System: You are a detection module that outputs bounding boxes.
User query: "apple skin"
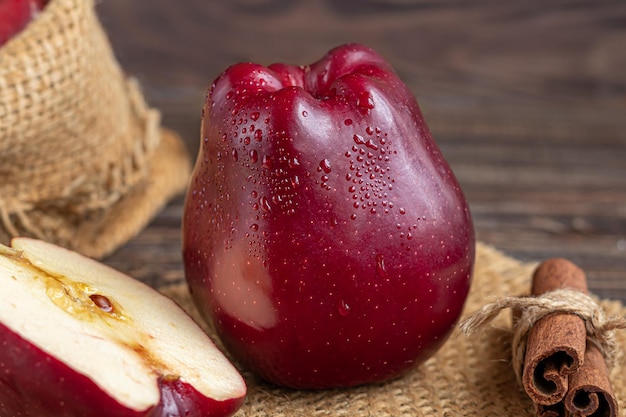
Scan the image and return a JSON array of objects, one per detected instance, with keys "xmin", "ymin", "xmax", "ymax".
[
  {"xmin": 0, "ymin": 321, "xmax": 145, "ymax": 417},
  {"xmin": 0, "ymin": 0, "xmax": 45, "ymax": 46},
  {"xmin": 0, "ymin": 322, "xmax": 245, "ymax": 417},
  {"xmin": 183, "ymin": 43, "xmax": 475, "ymax": 389}
]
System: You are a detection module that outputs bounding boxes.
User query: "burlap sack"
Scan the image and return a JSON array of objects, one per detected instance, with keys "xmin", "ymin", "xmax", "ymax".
[
  {"xmin": 162, "ymin": 243, "xmax": 626, "ymax": 416},
  {"xmin": 0, "ymin": 0, "xmax": 190, "ymax": 258}
]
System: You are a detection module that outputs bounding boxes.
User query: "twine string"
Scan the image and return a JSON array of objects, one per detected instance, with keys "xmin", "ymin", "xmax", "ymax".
[{"xmin": 460, "ymin": 289, "xmax": 626, "ymax": 384}]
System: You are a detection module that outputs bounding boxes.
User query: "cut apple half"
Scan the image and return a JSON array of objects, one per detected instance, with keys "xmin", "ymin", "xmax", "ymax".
[{"xmin": 0, "ymin": 237, "xmax": 246, "ymax": 417}]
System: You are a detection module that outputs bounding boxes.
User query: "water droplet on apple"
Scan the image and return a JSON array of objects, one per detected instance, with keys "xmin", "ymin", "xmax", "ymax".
[
  {"xmin": 261, "ymin": 155, "xmax": 273, "ymax": 169},
  {"xmin": 356, "ymin": 91, "xmax": 375, "ymax": 109},
  {"xmin": 289, "ymin": 157, "xmax": 300, "ymax": 168},
  {"xmin": 365, "ymin": 139, "xmax": 378, "ymax": 150},
  {"xmin": 250, "ymin": 223, "xmax": 259, "ymax": 231},
  {"xmin": 302, "ymin": 110, "xmax": 308, "ymax": 117},
  {"xmin": 375, "ymin": 254, "xmax": 388, "ymax": 279},
  {"xmin": 260, "ymin": 196, "xmax": 272, "ymax": 212},
  {"xmin": 254, "ymin": 129, "xmax": 263, "ymax": 142},
  {"xmin": 231, "ymin": 148, "xmax": 238, "ymax": 161},
  {"xmin": 344, "ymin": 118, "xmax": 353, "ymax": 126},
  {"xmin": 319, "ymin": 158, "xmax": 332, "ymax": 173},
  {"xmin": 353, "ymin": 134, "xmax": 365, "ymax": 145},
  {"xmin": 249, "ymin": 149, "xmax": 258, "ymax": 163},
  {"xmin": 337, "ymin": 299, "xmax": 351, "ymax": 316}
]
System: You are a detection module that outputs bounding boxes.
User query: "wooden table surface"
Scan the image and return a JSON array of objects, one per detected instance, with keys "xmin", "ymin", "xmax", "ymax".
[{"xmin": 96, "ymin": 1, "xmax": 626, "ymax": 302}]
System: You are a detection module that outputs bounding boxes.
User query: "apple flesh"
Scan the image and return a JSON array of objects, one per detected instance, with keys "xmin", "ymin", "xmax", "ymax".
[
  {"xmin": 0, "ymin": 0, "xmax": 45, "ymax": 46},
  {"xmin": 0, "ymin": 238, "xmax": 246, "ymax": 417},
  {"xmin": 183, "ymin": 43, "xmax": 475, "ymax": 389}
]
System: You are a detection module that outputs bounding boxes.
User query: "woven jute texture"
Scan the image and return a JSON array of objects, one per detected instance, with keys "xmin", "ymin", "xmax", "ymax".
[
  {"xmin": 161, "ymin": 243, "xmax": 626, "ymax": 416},
  {"xmin": 0, "ymin": 0, "xmax": 190, "ymax": 258}
]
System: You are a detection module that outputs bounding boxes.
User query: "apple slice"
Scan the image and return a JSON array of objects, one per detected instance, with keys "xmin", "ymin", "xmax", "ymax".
[{"xmin": 0, "ymin": 237, "xmax": 246, "ymax": 417}]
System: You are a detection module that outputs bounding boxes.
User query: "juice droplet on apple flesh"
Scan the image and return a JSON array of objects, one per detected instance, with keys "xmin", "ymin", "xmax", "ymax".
[
  {"xmin": 7, "ymin": 250, "xmax": 180, "ymax": 380},
  {"xmin": 44, "ymin": 274, "xmax": 127, "ymax": 323}
]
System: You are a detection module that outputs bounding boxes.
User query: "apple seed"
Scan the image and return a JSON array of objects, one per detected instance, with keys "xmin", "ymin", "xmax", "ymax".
[{"xmin": 90, "ymin": 294, "xmax": 114, "ymax": 313}]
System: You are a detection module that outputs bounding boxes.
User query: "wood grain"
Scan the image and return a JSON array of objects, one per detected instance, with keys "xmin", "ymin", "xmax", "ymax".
[{"xmin": 97, "ymin": 0, "xmax": 626, "ymax": 301}]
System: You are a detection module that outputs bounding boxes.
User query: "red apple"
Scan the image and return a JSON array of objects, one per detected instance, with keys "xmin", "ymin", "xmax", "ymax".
[
  {"xmin": 0, "ymin": 238, "xmax": 246, "ymax": 417},
  {"xmin": 0, "ymin": 0, "xmax": 45, "ymax": 46},
  {"xmin": 183, "ymin": 43, "xmax": 475, "ymax": 389}
]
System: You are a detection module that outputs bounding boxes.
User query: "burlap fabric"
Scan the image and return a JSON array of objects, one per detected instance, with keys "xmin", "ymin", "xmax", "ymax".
[
  {"xmin": 0, "ymin": 0, "xmax": 190, "ymax": 258},
  {"xmin": 161, "ymin": 243, "xmax": 626, "ymax": 416}
]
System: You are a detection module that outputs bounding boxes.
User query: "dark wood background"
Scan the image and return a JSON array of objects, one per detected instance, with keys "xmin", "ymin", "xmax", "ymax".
[{"xmin": 96, "ymin": 1, "xmax": 626, "ymax": 301}]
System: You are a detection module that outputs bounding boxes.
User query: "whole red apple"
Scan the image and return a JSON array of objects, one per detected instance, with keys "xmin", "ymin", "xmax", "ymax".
[
  {"xmin": 0, "ymin": 0, "xmax": 45, "ymax": 46},
  {"xmin": 0, "ymin": 238, "xmax": 246, "ymax": 417},
  {"xmin": 183, "ymin": 43, "xmax": 475, "ymax": 389}
]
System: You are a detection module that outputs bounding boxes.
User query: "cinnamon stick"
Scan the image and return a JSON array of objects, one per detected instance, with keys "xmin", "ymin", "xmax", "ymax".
[
  {"xmin": 459, "ymin": 257, "xmax": 622, "ymax": 417},
  {"xmin": 522, "ymin": 258, "xmax": 588, "ymax": 405},
  {"xmin": 535, "ymin": 401, "xmax": 566, "ymax": 417},
  {"xmin": 564, "ymin": 344, "xmax": 618, "ymax": 417},
  {"xmin": 524, "ymin": 258, "xmax": 619, "ymax": 417}
]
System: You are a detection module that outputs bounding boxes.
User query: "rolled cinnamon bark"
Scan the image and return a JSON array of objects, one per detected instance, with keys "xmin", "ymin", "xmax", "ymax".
[
  {"xmin": 535, "ymin": 401, "xmax": 566, "ymax": 417},
  {"xmin": 522, "ymin": 258, "xmax": 588, "ymax": 405},
  {"xmin": 564, "ymin": 344, "xmax": 618, "ymax": 417},
  {"xmin": 524, "ymin": 258, "xmax": 619, "ymax": 417},
  {"xmin": 460, "ymin": 257, "xmax": 621, "ymax": 417}
]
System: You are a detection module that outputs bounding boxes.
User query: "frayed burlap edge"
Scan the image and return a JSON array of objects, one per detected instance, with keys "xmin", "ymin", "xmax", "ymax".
[
  {"xmin": 161, "ymin": 243, "xmax": 626, "ymax": 417},
  {"xmin": 67, "ymin": 127, "xmax": 191, "ymax": 259},
  {"xmin": 0, "ymin": 124, "xmax": 190, "ymax": 260},
  {"xmin": 0, "ymin": 0, "xmax": 191, "ymax": 258}
]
